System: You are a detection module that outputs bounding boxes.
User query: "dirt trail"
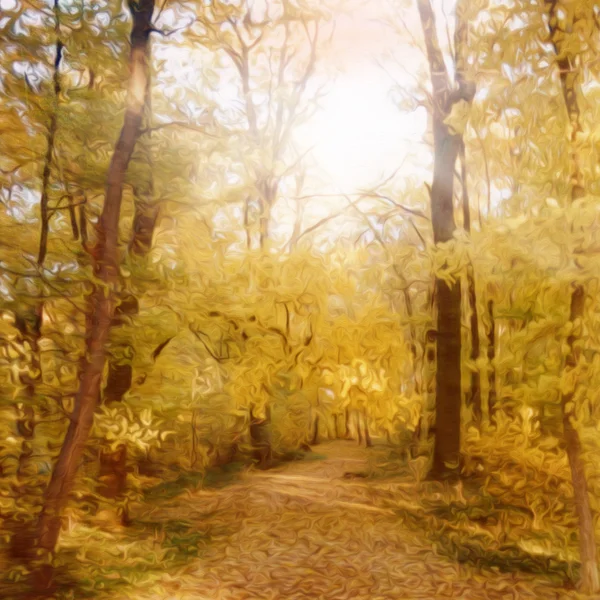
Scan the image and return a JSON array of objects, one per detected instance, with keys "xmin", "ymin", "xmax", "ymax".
[{"xmin": 121, "ymin": 441, "xmax": 574, "ymax": 600}]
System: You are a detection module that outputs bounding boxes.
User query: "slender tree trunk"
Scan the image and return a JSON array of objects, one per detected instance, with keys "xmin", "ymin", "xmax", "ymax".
[
  {"xmin": 37, "ymin": 0, "xmax": 63, "ymax": 267},
  {"xmin": 546, "ymin": 2, "xmax": 598, "ymax": 590},
  {"xmin": 561, "ymin": 286, "xmax": 599, "ymax": 593},
  {"xmin": 460, "ymin": 142, "xmax": 482, "ymax": 425},
  {"xmin": 311, "ymin": 414, "xmax": 320, "ymax": 445},
  {"xmin": 33, "ymin": 2, "xmax": 154, "ymax": 589},
  {"xmin": 431, "ymin": 279, "xmax": 462, "ymax": 476},
  {"xmin": 362, "ymin": 410, "xmax": 372, "ymax": 448},
  {"xmin": 356, "ymin": 411, "xmax": 363, "ymax": 446},
  {"xmin": 417, "ymin": 0, "xmax": 474, "ymax": 479},
  {"xmin": 487, "ymin": 299, "xmax": 497, "ymax": 424},
  {"xmin": 344, "ymin": 407, "xmax": 352, "ymax": 439},
  {"xmin": 79, "ymin": 202, "xmax": 88, "ymax": 248},
  {"xmin": 129, "ymin": 66, "xmax": 158, "ymax": 257},
  {"xmin": 333, "ymin": 413, "xmax": 340, "ymax": 439},
  {"xmin": 467, "ymin": 266, "xmax": 482, "ymax": 424},
  {"xmin": 402, "ymin": 287, "xmax": 420, "ymax": 394},
  {"xmin": 249, "ymin": 405, "xmax": 272, "ymax": 468}
]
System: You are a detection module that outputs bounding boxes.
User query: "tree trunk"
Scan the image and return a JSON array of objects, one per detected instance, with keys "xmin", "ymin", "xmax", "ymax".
[
  {"xmin": 33, "ymin": 1, "xmax": 154, "ymax": 589},
  {"xmin": 417, "ymin": 0, "xmax": 474, "ymax": 480},
  {"xmin": 37, "ymin": 0, "xmax": 63, "ymax": 267},
  {"xmin": 97, "ymin": 445, "xmax": 128, "ymax": 503},
  {"xmin": 356, "ymin": 411, "xmax": 363, "ymax": 446},
  {"xmin": 98, "ymin": 298, "xmax": 138, "ymax": 509},
  {"xmin": 362, "ymin": 410, "xmax": 372, "ymax": 448},
  {"xmin": 344, "ymin": 407, "xmax": 352, "ymax": 439},
  {"xmin": 431, "ymin": 279, "xmax": 462, "ymax": 477},
  {"xmin": 561, "ymin": 285, "xmax": 599, "ymax": 594},
  {"xmin": 129, "ymin": 75, "xmax": 158, "ymax": 256},
  {"xmin": 311, "ymin": 414, "xmax": 320, "ymax": 445},
  {"xmin": 460, "ymin": 144, "xmax": 482, "ymax": 425},
  {"xmin": 487, "ymin": 299, "xmax": 497, "ymax": 425},
  {"xmin": 103, "ymin": 362, "xmax": 134, "ymax": 404},
  {"xmin": 467, "ymin": 266, "xmax": 482, "ymax": 425},
  {"xmin": 546, "ymin": 4, "xmax": 599, "ymax": 589},
  {"xmin": 249, "ymin": 405, "xmax": 272, "ymax": 468},
  {"xmin": 130, "ymin": 201, "xmax": 159, "ymax": 255}
]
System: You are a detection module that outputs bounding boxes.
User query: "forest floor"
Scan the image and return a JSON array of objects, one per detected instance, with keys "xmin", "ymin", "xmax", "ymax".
[
  {"xmin": 103, "ymin": 440, "xmax": 582, "ymax": 600},
  {"xmin": 5, "ymin": 440, "xmax": 586, "ymax": 600}
]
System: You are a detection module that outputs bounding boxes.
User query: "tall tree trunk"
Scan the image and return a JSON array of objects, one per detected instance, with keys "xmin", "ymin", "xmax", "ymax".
[
  {"xmin": 356, "ymin": 411, "xmax": 363, "ymax": 446},
  {"xmin": 487, "ymin": 299, "xmax": 497, "ymax": 424},
  {"xmin": 129, "ymin": 63, "xmax": 158, "ymax": 257},
  {"xmin": 417, "ymin": 0, "xmax": 474, "ymax": 479},
  {"xmin": 402, "ymin": 287, "xmax": 420, "ymax": 394},
  {"xmin": 249, "ymin": 405, "xmax": 272, "ymax": 468},
  {"xmin": 431, "ymin": 279, "xmax": 462, "ymax": 476},
  {"xmin": 460, "ymin": 142, "xmax": 482, "ymax": 425},
  {"xmin": 311, "ymin": 413, "xmax": 320, "ymax": 445},
  {"xmin": 362, "ymin": 410, "xmax": 372, "ymax": 448},
  {"xmin": 344, "ymin": 407, "xmax": 352, "ymax": 439},
  {"xmin": 547, "ymin": 1, "xmax": 599, "ymax": 592},
  {"xmin": 467, "ymin": 265, "xmax": 482, "ymax": 424},
  {"xmin": 33, "ymin": 1, "xmax": 154, "ymax": 589},
  {"xmin": 37, "ymin": 0, "xmax": 63, "ymax": 267},
  {"xmin": 561, "ymin": 285, "xmax": 599, "ymax": 593}
]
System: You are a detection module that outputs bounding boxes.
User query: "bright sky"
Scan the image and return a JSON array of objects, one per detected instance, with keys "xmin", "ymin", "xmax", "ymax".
[{"xmin": 295, "ymin": 1, "xmax": 431, "ymax": 194}]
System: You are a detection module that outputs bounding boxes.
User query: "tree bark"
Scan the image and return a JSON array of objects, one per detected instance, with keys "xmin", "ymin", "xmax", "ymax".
[
  {"xmin": 344, "ymin": 407, "xmax": 352, "ymax": 439},
  {"xmin": 487, "ymin": 299, "xmax": 497, "ymax": 424},
  {"xmin": 311, "ymin": 414, "xmax": 320, "ymax": 445},
  {"xmin": 417, "ymin": 0, "xmax": 474, "ymax": 479},
  {"xmin": 561, "ymin": 285, "xmax": 599, "ymax": 594},
  {"xmin": 467, "ymin": 265, "xmax": 482, "ymax": 424},
  {"xmin": 37, "ymin": 0, "xmax": 63, "ymax": 267},
  {"xmin": 362, "ymin": 410, "xmax": 372, "ymax": 448},
  {"xmin": 129, "ymin": 66, "xmax": 158, "ymax": 256},
  {"xmin": 546, "ymin": 2, "xmax": 598, "ymax": 590},
  {"xmin": 249, "ymin": 405, "xmax": 272, "ymax": 468},
  {"xmin": 34, "ymin": 1, "xmax": 154, "ymax": 589},
  {"xmin": 430, "ymin": 279, "xmax": 462, "ymax": 476},
  {"xmin": 460, "ymin": 142, "xmax": 482, "ymax": 425}
]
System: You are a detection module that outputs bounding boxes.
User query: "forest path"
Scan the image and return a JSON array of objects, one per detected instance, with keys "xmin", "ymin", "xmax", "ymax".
[{"xmin": 122, "ymin": 440, "xmax": 573, "ymax": 600}]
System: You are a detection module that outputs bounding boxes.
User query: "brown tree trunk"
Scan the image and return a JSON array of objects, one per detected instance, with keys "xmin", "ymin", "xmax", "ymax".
[
  {"xmin": 104, "ymin": 362, "xmax": 134, "ymax": 404},
  {"xmin": 356, "ymin": 411, "xmax": 363, "ymax": 446},
  {"xmin": 467, "ymin": 266, "xmax": 482, "ymax": 424},
  {"xmin": 97, "ymin": 445, "xmax": 127, "ymax": 503},
  {"xmin": 37, "ymin": 0, "xmax": 63, "ymax": 267},
  {"xmin": 104, "ymin": 294, "xmax": 138, "ymax": 404},
  {"xmin": 130, "ymin": 200, "xmax": 159, "ymax": 255},
  {"xmin": 344, "ymin": 407, "xmax": 352, "ymax": 439},
  {"xmin": 546, "ymin": 3, "xmax": 599, "ymax": 589},
  {"xmin": 460, "ymin": 143, "xmax": 482, "ymax": 425},
  {"xmin": 561, "ymin": 286, "xmax": 599, "ymax": 593},
  {"xmin": 487, "ymin": 299, "xmax": 497, "ymax": 424},
  {"xmin": 311, "ymin": 414, "xmax": 320, "ymax": 445},
  {"xmin": 79, "ymin": 202, "xmax": 88, "ymax": 248},
  {"xmin": 98, "ymin": 300, "xmax": 138, "ymax": 512},
  {"xmin": 33, "ymin": 1, "xmax": 154, "ymax": 590},
  {"xmin": 249, "ymin": 405, "xmax": 272, "ymax": 468},
  {"xmin": 417, "ymin": 0, "xmax": 474, "ymax": 479},
  {"xmin": 431, "ymin": 279, "xmax": 462, "ymax": 477},
  {"xmin": 362, "ymin": 410, "xmax": 372, "ymax": 448},
  {"xmin": 129, "ymin": 73, "xmax": 158, "ymax": 256}
]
